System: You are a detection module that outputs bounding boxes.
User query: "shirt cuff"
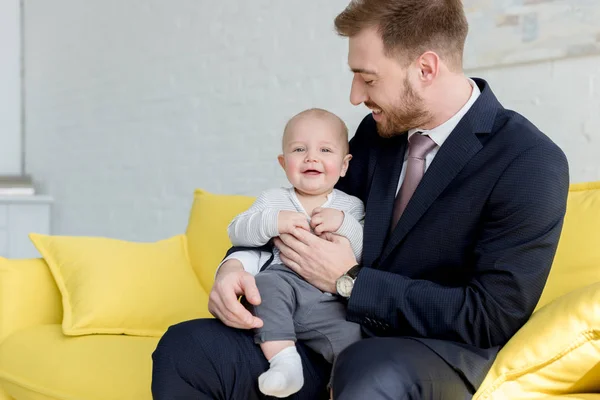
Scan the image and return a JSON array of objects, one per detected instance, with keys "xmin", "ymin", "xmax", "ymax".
[
  {"xmin": 215, "ymin": 250, "xmax": 271, "ymax": 276},
  {"xmin": 215, "ymin": 251, "xmax": 263, "ymax": 277}
]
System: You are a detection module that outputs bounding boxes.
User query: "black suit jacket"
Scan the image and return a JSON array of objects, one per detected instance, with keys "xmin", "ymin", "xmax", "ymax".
[{"xmin": 228, "ymin": 78, "xmax": 570, "ymax": 390}]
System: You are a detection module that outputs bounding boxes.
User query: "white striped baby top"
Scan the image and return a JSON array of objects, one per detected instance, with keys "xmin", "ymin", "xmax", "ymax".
[{"xmin": 227, "ymin": 187, "xmax": 365, "ymax": 269}]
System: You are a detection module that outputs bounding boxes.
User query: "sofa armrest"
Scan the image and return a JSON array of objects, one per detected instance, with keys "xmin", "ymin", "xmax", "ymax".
[{"xmin": 0, "ymin": 257, "xmax": 62, "ymax": 343}]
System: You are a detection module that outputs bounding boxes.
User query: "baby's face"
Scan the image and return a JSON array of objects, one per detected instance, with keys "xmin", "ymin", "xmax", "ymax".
[{"xmin": 278, "ymin": 116, "xmax": 351, "ymax": 197}]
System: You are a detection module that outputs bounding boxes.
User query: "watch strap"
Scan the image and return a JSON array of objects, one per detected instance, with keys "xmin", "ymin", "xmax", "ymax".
[{"xmin": 346, "ymin": 264, "xmax": 362, "ymax": 279}]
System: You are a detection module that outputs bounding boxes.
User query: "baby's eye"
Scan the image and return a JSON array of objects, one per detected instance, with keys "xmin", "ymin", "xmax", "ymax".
[
  {"xmin": 293, "ymin": 148, "xmax": 305, "ymax": 152},
  {"xmin": 321, "ymin": 148, "xmax": 332, "ymax": 153}
]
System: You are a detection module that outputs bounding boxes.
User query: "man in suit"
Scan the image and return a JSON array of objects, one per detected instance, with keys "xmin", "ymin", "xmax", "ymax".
[{"xmin": 151, "ymin": 0, "xmax": 570, "ymax": 399}]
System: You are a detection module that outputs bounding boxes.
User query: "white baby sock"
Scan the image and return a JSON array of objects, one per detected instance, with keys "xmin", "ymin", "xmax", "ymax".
[{"xmin": 258, "ymin": 346, "xmax": 304, "ymax": 398}]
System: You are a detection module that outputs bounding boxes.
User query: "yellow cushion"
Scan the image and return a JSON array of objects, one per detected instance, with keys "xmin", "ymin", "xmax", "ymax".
[
  {"xmin": 542, "ymin": 396, "xmax": 600, "ymax": 400},
  {"xmin": 0, "ymin": 324, "xmax": 157, "ymax": 400},
  {"xmin": 185, "ymin": 189, "xmax": 255, "ymax": 292},
  {"xmin": 0, "ymin": 258, "xmax": 62, "ymax": 343},
  {"xmin": 535, "ymin": 181, "xmax": 600, "ymax": 311},
  {"xmin": 0, "ymin": 386, "xmax": 12, "ymax": 400},
  {"xmin": 473, "ymin": 282, "xmax": 600, "ymax": 399},
  {"xmin": 29, "ymin": 233, "xmax": 210, "ymax": 337}
]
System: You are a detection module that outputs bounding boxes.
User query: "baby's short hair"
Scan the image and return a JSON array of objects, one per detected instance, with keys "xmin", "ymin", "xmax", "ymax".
[{"xmin": 283, "ymin": 108, "xmax": 349, "ymax": 154}]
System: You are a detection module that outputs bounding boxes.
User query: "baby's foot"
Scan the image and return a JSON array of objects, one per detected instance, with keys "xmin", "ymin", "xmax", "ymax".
[{"xmin": 258, "ymin": 346, "xmax": 304, "ymax": 398}]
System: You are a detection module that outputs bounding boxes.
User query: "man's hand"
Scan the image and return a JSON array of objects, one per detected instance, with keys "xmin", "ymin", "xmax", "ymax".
[
  {"xmin": 278, "ymin": 210, "xmax": 310, "ymax": 234},
  {"xmin": 208, "ymin": 259, "xmax": 263, "ymax": 329},
  {"xmin": 310, "ymin": 207, "xmax": 344, "ymax": 236},
  {"xmin": 274, "ymin": 229, "xmax": 357, "ymax": 293}
]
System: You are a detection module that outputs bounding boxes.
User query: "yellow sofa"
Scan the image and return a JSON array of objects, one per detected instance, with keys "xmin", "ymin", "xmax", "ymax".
[{"xmin": 0, "ymin": 183, "xmax": 599, "ymax": 400}]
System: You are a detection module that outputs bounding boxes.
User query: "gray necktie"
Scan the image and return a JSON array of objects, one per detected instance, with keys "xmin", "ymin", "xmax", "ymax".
[{"xmin": 391, "ymin": 133, "xmax": 437, "ymax": 230}]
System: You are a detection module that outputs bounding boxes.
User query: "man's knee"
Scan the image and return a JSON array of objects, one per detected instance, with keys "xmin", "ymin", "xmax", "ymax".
[
  {"xmin": 152, "ymin": 319, "xmax": 222, "ymax": 379},
  {"xmin": 332, "ymin": 339, "xmax": 413, "ymax": 397},
  {"xmin": 331, "ymin": 338, "xmax": 470, "ymax": 400},
  {"xmin": 152, "ymin": 319, "xmax": 234, "ymax": 398}
]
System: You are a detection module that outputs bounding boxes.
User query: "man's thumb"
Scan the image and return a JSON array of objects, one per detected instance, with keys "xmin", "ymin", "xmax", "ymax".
[{"xmin": 241, "ymin": 275, "xmax": 261, "ymax": 305}]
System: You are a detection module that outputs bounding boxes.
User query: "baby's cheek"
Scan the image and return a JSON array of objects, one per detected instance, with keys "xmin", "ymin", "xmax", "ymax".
[{"xmin": 324, "ymin": 161, "xmax": 343, "ymax": 176}]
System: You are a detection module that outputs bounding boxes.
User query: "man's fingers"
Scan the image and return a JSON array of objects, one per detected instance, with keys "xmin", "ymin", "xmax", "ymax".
[
  {"xmin": 225, "ymin": 296, "xmax": 257, "ymax": 327},
  {"xmin": 210, "ymin": 293, "xmax": 245, "ymax": 328},
  {"xmin": 275, "ymin": 235, "xmax": 293, "ymax": 255},
  {"xmin": 240, "ymin": 274, "xmax": 261, "ymax": 305},
  {"xmin": 277, "ymin": 234, "xmax": 306, "ymax": 266},
  {"xmin": 208, "ymin": 272, "xmax": 265, "ymax": 330},
  {"xmin": 215, "ymin": 281, "xmax": 255, "ymax": 326},
  {"xmin": 280, "ymin": 253, "xmax": 302, "ymax": 275},
  {"xmin": 290, "ymin": 227, "xmax": 319, "ymax": 246},
  {"xmin": 222, "ymin": 301, "xmax": 263, "ymax": 329},
  {"xmin": 207, "ymin": 291, "xmax": 221, "ymax": 317}
]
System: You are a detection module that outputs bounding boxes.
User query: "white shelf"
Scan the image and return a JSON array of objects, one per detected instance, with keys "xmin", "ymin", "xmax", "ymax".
[{"xmin": 0, "ymin": 195, "xmax": 54, "ymax": 204}]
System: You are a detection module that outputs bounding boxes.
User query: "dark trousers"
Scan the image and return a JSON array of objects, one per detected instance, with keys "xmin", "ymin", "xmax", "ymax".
[{"xmin": 151, "ymin": 319, "xmax": 473, "ymax": 400}]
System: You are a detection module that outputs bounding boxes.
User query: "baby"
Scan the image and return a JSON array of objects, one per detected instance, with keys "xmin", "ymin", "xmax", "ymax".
[{"xmin": 227, "ymin": 108, "xmax": 364, "ymax": 398}]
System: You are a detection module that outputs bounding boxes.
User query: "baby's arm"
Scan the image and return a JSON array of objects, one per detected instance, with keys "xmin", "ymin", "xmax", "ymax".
[
  {"xmin": 227, "ymin": 191, "xmax": 281, "ymax": 247},
  {"xmin": 334, "ymin": 198, "xmax": 365, "ymax": 263}
]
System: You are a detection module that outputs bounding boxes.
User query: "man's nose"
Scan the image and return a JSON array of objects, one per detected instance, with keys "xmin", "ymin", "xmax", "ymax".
[{"xmin": 350, "ymin": 75, "xmax": 368, "ymax": 106}]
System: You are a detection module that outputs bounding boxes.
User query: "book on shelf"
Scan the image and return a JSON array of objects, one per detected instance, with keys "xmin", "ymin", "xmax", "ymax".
[{"xmin": 0, "ymin": 175, "xmax": 36, "ymax": 196}]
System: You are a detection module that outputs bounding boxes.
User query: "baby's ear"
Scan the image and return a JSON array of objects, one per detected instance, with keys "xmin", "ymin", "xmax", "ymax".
[
  {"xmin": 277, "ymin": 154, "xmax": 286, "ymax": 170},
  {"xmin": 340, "ymin": 154, "xmax": 352, "ymax": 177}
]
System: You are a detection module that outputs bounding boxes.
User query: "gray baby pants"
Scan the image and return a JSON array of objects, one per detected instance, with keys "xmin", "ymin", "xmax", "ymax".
[{"xmin": 246, "ymin": 264, "xmax": 362, "ymax": 364}]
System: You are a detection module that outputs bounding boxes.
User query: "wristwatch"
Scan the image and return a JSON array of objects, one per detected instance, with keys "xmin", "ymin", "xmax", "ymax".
[{"xmin": 335, "ymin": 264, "xmax": 362, "ymax": 298}]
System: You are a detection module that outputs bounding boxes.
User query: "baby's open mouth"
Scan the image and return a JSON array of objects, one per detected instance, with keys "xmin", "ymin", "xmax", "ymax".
[{"xmin": 303, "ymin": 170, "xmax": 322, "ymax": 175}]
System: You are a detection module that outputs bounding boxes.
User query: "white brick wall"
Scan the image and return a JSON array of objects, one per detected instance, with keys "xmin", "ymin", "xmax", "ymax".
[
  {"xmin": 0, "ymin": 0, "xmax": 22, "ymax": 175},
  {"xmin": 23, "ymin": 0, "xmax": 600, "ymax": 241},
  {"xmin": 473, "ymin": 56, "xmax": 600, "ymax": 184}
]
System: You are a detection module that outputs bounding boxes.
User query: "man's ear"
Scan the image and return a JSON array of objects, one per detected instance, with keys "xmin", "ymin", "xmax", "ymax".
[
  {"xmin": 277, "ymin": 154, "xmax": 286, "ymax": 170},
  {"xmin": 340, "ymin": 154, "xmax": 352, "ymax": 177},
  {"xmin": 417, "ymin": 51, "xmax": 440, "ymax": 83}
]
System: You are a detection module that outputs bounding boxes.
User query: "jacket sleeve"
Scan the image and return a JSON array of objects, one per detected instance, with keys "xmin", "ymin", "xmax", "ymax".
[
  {"xmin": 346, "ymin": 141, "xmax": 570, "ymax": 348},
  {"xmin": 227, "ymin": 191, "xmax": 280, "ymax": 247}
]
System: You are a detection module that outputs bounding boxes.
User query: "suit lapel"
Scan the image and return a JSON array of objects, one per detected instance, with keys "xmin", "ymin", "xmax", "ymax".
[
  {"xmin": 362, "ymin": 134, "xmax": 407, "ymax": 268},
  {"xmin": 379, "ymin": 120, "xmax": 483, "ymax": 265}
]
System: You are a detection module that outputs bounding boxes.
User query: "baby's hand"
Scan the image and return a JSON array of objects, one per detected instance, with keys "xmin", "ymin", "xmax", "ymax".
[
  {"xmin": 310, "ymin": 208, "xmax": 344, "ymax": 236},
  {"xmin": 278, "ymin": 211, "xmax": 310, "ymax": 234}
]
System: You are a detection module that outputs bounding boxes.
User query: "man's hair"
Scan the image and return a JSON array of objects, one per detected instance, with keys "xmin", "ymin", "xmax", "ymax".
[
  {"xmin": 283, "ymin": 108, "xmax": 349, "ymax": 154},
  {"xmin": 334, "ymin": 0, "xmax": 468, "ymax": 71}
]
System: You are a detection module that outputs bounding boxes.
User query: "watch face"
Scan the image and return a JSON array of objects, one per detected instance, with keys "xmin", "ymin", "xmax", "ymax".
[{"xmin": 336, "ymin": 276, "xmax": 354, "ymax": 297}]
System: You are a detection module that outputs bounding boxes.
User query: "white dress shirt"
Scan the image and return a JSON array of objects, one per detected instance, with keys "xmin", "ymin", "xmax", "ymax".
[
  {"xmin": 222, "ymin": 78, "xmax": 481, "ymax": 276},
  {"xmin": 397, "ymin": 78, "xmax": 480, "ymax": 195}
]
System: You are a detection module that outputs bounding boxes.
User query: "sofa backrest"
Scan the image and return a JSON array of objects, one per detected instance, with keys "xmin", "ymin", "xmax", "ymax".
[
  {"xmin": 534, "ymin": 181, "xmax": 600, "ymax": 311},
  {"xmin": 185, "ymin": 189, "xmax": 255, "ymax": 293},
  {"xmin": 185, "ymin": 182, "xmax": 600, "ymax": 312}
]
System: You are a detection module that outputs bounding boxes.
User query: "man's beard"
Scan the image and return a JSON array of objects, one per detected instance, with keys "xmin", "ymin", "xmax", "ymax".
[{"xmin": 368, "ymin": 77, "xmax": 432, "ymax": 138}]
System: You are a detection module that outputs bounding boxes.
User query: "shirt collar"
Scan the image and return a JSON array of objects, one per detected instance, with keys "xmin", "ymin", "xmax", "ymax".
[{"xmin": 408, "ymin": 78, "xmax": 481, "ymax": 147}]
